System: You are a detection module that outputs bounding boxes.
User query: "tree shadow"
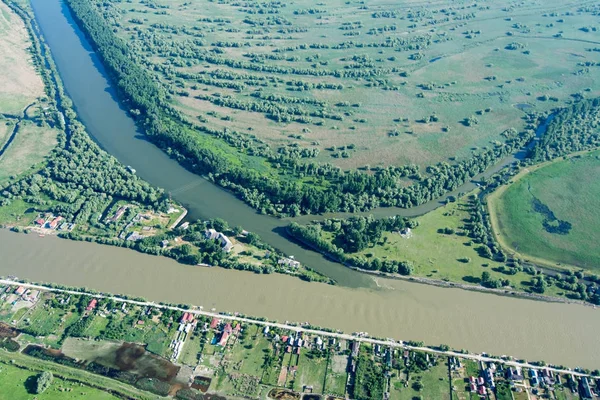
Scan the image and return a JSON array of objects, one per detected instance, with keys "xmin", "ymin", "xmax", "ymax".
[
  {"xmin": 462, "ymin": 276, "xmax": 481, "ymax": 284},
  {"xmin": 24, "ymin": 374, "xmax": 38, "ymax": 394}
]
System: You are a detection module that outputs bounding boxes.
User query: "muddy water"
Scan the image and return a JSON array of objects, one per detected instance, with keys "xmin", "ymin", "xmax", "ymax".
[{"xmin": 1, "ymin": 230, "xmax": 599, "ymax": 369}]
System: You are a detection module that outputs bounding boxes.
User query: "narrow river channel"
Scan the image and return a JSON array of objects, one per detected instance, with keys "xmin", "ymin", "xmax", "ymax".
[
  {"xmin": 6, "ymin": 0, "xmax": 596, "ymax": 370},
  {"xmin": 28, "ymin": 0, "xmax": 551, "ymax": 286},
  {"xmin": 2, "ymin": 230, "xmax": 599, "ymax": 369}
]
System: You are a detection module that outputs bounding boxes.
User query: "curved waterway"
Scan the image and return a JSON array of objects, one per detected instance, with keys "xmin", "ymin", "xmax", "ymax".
[
  {"xmin": 29, "ymin": 0, "xmax": 550, "ymax": 285},
  {"xmin": 16, "ymin": 0, "xmax": 599, "ymax": 370},
  {"xmin": 1, "ymin": 230, "xmax": 600, "ymax": 369}
]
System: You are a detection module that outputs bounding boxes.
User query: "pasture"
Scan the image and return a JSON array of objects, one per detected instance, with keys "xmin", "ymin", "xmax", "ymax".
[
  {"xmin": 489, "ymin": 150, "xmax": 600, "ymax": 271},
  {"xmin": 0, "ymin": 2, "xmax": 44, "ymax": 115},
  {"xmin": 99, "ymin": 0, "xmax": 600, "ymax": 169}
]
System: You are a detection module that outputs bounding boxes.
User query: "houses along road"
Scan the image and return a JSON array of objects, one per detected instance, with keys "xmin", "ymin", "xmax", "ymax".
[{"xmin": 0, "ymin": 278, "xmax": 592, "ymax": 378}]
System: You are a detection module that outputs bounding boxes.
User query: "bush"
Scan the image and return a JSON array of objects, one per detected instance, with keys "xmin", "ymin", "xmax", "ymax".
[{"xmin": 34, "ymin": 371, "xmax": 53, "ymax": 394}]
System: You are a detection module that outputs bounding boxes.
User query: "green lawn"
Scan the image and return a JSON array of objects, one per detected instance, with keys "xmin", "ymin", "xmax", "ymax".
[
  {"xmin": 324, "ymin": 354, "xmax": 347, "ymax": 397},
  {"xmin": 0, "ymin": 350, "xmax": 161, "ymax": 400},
  {"xmin": 392, "ymin": 359, "xmax": 450, "ymax": 400},
  {"xmin": 227, "ymin": 329, "xmax": 271, "ymax": 378},
  {"xmin": 0, "ymin": 361, "xmax": 119, "ymax": 400},
  {"xmin": 83, "ymin": 315, "xmax": 110, "ymax": 339},
  {"xmin": 0, "ymin": 124, "xmax": 58, "ymax": 185},
  {"xmin": 293, "ymin": 350, "xmax": 328, "ymax": 393},
  {"xmin": 90, "ymin": 0, "xmax": 600, "ymax": 181},
  {"xmin": 17, "ymin": 304, "xmax": 65, "ymax": 337},
  {"xmin": 352, "ymin": 196, "xmax": 563, "ymax": 294},
  {"xmin": 179, "ymin": 331, "xmax": 204, "ymax": 367}
]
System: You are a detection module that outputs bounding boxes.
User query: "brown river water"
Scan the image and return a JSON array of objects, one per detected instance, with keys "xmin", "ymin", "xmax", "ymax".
[{"xmin": 1, "ymin": 230, "xmax": 598, "ymax": 369}]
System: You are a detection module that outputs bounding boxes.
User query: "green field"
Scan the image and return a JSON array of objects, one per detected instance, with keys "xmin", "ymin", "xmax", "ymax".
[
  {"xmin": 0, "ymin": 361, "xmax": 118, "ymax": 400},
  {"xmin": 292, "ymin": 350, "xmax": 328, "ymax": 393},
  {"xmin": 391, "ymin": 357, "xmax": 451, "ymax": 400},
  {"xmin": 0, "ymin": 350, "xmax": 159, "ymax": 400},
  {"xmin": 99, "ymin": 0, "xmax": 600, "ymax": 171},
  {"xmin": 491, "ymin": 150, "xmax": 600, "ymax": 271},
  {"xmin": 0, "ymin": 123, "xmax": 59, "ymax": 185}
]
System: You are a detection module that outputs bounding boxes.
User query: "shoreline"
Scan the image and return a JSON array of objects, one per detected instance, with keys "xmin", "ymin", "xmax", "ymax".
[{"xmin": 285, "ymin": 227, "xmax": 597, "ymax": 308}]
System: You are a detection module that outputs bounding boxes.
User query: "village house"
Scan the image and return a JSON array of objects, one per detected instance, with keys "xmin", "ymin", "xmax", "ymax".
[
  {"xmin": 278, "ymin": 256, "xmax": 301, "ymax": 269},
  {"xmin": 86, "ymin": 299, "xmax": 98, "ymax": 312},
  {"xmin": 205, "ymin": 229, "xmax": 233, "ymax": 252},
  {"xmin": 108, "ymin": 206, "xmax": 127, "ymax": 223},
  {"xmin": 47, "ymin": 216, "xmax": 63, "ymax": 230}
]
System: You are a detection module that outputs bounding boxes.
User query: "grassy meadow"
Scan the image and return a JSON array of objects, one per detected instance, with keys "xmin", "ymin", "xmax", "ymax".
[
  {"xmin": 353, "ymin": 196, "xmax": 569, "ymax": 295},
  {"xmin": 0, "ymin": 2, "xmax": 44, "ymax": 115},
  {"xmin": 96, "ymin": 0, "xmax": 600, "ymax": 169},
  {"xmin": 490, "ymin": 150, "xmax": 600, "ymax": 271}
]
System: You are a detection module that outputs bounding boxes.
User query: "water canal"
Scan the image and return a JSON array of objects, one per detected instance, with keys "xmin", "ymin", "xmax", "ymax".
[{"xmin": 1, "ymin": 0, "xmax": 594, "ymax": 370}]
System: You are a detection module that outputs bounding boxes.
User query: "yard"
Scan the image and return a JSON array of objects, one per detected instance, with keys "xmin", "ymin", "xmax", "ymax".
[
  {"xmin": 391, "ymin": 359, "xmax": 451, "ymax": 400},
  {"xmin": 292, "ymin": 349, "xmax": 329, "ymax": 394},
  {"xmin": 324, "ymin": 354, "xmax": 348, "ymax": 397}
]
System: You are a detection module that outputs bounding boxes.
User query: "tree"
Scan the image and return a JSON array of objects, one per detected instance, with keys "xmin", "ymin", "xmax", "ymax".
[
  {"xmin": 35, "ymin": 371, "xmax": 53, "ymax": 394},
  {"xmin": 481, "ymin": 271, "xmax": 491, "ymax": 283},
  {"xmin": 412, "ymin": 380, "xmax": 424, "ymax": 391}
]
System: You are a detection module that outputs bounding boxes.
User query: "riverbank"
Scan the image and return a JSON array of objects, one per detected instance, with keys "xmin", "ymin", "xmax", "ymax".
[{"xmin": 286, "ymin": 226, "xmax": 596, "ymax": 308}]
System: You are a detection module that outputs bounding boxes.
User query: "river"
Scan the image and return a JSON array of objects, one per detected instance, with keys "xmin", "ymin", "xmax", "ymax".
[
  {"xmin": 28, "ymin": 0, "xmax": 550, "ymax": 286},
  {"xmin": 2, "ymin": 230, "xmax": 600, "ymax": 369},
  {"xmin": 7, "ymin": 0, "xmax": 597, "ymax": 370}
]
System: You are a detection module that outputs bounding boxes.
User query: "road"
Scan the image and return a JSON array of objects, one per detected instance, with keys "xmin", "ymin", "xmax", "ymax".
[{"xmin": 0, "ymin": 278, "xmax": 592, "ymax": 378}]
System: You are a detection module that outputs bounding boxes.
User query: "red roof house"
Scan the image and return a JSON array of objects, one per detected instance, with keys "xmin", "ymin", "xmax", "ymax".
[
  {"xmin": 218, "ymin": 331, "xmax": 230, "ymax": 346},
  {"xmin": 86, "ymin": 299, "xmax": 98, "ymax": 311},
  {"xmin": 15, "ymin": 286, "xmax": 26, "ymax": 296},
  {"xmin": 48, "ymin": 216, "xmax": 63, "ymax": 229},
  {"xmin": 35, "ymin": 218, "xmax": 45, "ymax": 226},
  {"xmin": 224, "ymin": 323, "xmax": 233, "ymax": 334},
  {"xmin": 210, "ymin": 317, "xmax": 219, "ymax": 329}
]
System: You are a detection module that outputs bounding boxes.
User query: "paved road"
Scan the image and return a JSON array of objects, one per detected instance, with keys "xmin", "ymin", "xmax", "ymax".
[{"xmin": 0, "ymin": 278, "xmax": 592, "ymax": 378}]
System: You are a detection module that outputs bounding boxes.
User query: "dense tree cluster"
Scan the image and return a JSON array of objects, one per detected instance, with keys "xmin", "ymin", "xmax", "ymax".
[
  {"xmin": 529, "ymin": 97, "xmax": 600, "ymax": 161},
  {"xmin": 351, "ymin": 351, "xmax": 386, "ymax": 400},
  {"xmin": 288, "ymin": 216, "xmax": 416, "ymax": 275}
]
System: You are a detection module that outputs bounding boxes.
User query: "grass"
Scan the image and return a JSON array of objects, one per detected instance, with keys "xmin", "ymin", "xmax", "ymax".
[
  {"xmin": 490, "ymin": 150, "xmax": 600, "ymax": 271},
  {"xmin": 227, "ymin": 329, "xmax": 271, "ymax": 377},
  {"xmin": 98, "ymin": 0, "xmax": 600, "ymax": 171},
  {"xmin": 0, "ymin": 123, "xmax": 59, "ymax": 185},
  {"xmin": 83, "ymin": 315, "xmax": 110, "ymax": 339},
  {"xmin": 0, "ymin": 199, "xmax": 35, "ymax": 226},
  {"xmin": 324, "ymin": 354, "xmax": 347, "ymax": 397},
  {"xmin": 178, "ymin": 331, "xmax": 203, "ymax": 367},
  {"xmin": 350, "ymin": 194, "xmax": 573, "ymax": 296},
  {"xmin": 0, "ymin": 350, "xmax": 161, "ymax": 400},
  {"xmin": 463, "ymin": 360, "xmax": 480, "ymax": 379},
  {"xmin": 292, "ymin": 350, "xmax": 328, "ymax": 393},
  {"xmin": 391, "ymin": 358, "xmax": 451, "ymax": 400},
  {"xmin": 17, "ymin": 303, "xmax": 65, "ymax": 336},
  {"xmin": 0, "ymin": 2, "xmax": 44, "ymax": 115},
  {"xmin": 0, "ymin": 359, "xmax": 119, "ymax": 400}
]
